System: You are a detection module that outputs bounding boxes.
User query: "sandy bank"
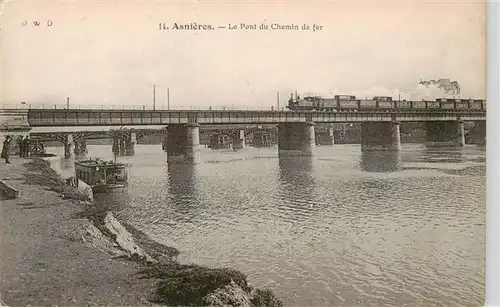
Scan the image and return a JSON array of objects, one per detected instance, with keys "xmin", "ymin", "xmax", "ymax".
[
  {"xmin": 1, "ymin": 157, "xmax": 159, "ymax": 306},
  {"xmin": 1, "ymin": 156, "xmax": 282, "ymax": 307}
]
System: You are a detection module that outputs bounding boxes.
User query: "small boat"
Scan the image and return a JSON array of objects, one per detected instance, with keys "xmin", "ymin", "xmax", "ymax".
[{"xmin": 74, "ymin": 158, "xmax": 128, "ymax": 193}]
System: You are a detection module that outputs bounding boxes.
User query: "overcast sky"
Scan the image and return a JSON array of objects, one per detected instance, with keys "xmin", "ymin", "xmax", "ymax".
[{"xmin": 1, "ymin": 1, "xmax": 485, "ymax": 109}]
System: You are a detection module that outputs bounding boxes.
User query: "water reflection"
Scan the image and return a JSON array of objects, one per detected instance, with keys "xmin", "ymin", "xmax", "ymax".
[
  {"xmin": 93, "ymin": 190, "xmax": 130, "ymax": 213},
  {"xmin": 360, "ymin": 150, "xmax": 402, "ymax": 172},
  {"xmin": 420, "ymin": 147, "xmax": 464, "ymax": 163},
  {"xmin": 166, "ymin": 163, "xmax": 200, "ymax": 210},
  {"xmin": 278, "ymin": 157, "xmax": 316, "ymax": 201}
]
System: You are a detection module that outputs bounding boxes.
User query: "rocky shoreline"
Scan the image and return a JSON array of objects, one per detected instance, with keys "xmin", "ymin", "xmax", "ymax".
[{"xmin": 1, "ymin": 157, "xmax": 282, "ymax": 307}]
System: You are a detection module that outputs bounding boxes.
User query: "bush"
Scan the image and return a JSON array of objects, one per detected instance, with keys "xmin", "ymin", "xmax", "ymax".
[
  {"xmin": 251, "ymin": 289, "xmax": 283, "ymax": 307},
  {"xmin": 139, "ymin": 263, "xmax": 250, "ymax": 306},
  {"xmin": 22, "ymin": 158, "xmax": 91, "ymax": 201}
]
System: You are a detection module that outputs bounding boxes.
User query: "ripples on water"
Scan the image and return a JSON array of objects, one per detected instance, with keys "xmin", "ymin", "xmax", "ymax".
[{"xmin": 49, "ymin": 144, "xmax": 485, "ymax": 306}]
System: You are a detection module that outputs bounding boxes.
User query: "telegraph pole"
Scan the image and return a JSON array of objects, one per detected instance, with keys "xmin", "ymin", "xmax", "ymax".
[
  {"xmin": 277, "ymin": 92, "xmax": 280, "ymax": 111},
  {"xmin": 167, "ymin": 87, "xmax": 170, "ymax": 110},
  {"xmin": 153, "ymin": 84, "xmax": 156, "ymax": 110}
]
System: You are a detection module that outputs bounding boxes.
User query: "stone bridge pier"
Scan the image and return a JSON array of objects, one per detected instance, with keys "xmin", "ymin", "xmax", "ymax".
[
  {"xmin": 278, "ymin": 122, "xmax": 316, "ymax": 157},
  {"xmin": 466, "ymin": 121, "xmax": 486, "ymax": 146},
  {"xmin": 232, "ymin": 130, "xmax": 246, "ymax": 150},
  {"xmin": 316, "ymin": 126, "xmax": 335, "ymax": 145},
  {"xmin": 425, "ymin": 120, "xmax": 465, "ymax": 147},
  {"xmin": 34, "ymin": 133, "xmax": 85, "ymax": 159},
  {"xmin": 63, "ymin": 134, "xmax": 74, "ymax": 159},
  {"xmin": 161, "ymin": 127, "xmax": 168, "ymax": 151},
  {"xmin": 111, "ymin": 130, "xmax": 136, "ymax": 156},
  {"xmin": 73, "ymin": 133, "xmax": 87, "ymax": 156},
  {"xmin": 128, "ymin": 132, "xmax": 137, "ymax": 155},
  {"xmin": 164, "ymin": 123, "xmax": 201, "ymax": 164},
  {"xmin": 361, "ymin": 121, "xmax": 401, "ymax": 152}
]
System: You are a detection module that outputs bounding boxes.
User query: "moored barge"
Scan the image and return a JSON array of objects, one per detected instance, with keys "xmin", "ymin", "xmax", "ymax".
[{"xmin": 75, "ymin": 158, "xmax": 128, "ymax": 193}]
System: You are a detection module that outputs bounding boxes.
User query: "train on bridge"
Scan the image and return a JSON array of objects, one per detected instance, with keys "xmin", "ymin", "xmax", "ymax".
[{"xmin": 287, "ymin": 95, "xmax": 486, "ymax": 112}]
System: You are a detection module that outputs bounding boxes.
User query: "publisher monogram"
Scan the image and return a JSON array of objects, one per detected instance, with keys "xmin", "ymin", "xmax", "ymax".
[{"xmin": 21, "ymin": 20, "xmax": 54, "ymax": 27}]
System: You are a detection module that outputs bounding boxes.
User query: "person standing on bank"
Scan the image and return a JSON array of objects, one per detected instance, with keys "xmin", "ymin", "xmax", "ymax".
[
  {"xmin": 2, "ymin": 136, "xmax": 12, "ymax": 164},
  {"xmin": 23, "ymin": 136, "xmax": 30, "ymax": 157},
  {"xmin": 18, "ymin": 136, "xmax": 24, "ymax": 157}
]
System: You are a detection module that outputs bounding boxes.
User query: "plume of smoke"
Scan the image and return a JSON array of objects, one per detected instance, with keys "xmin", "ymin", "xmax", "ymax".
[
  {"xmin": 405, "ymin": 83, "xmax": 454, "ymax": 101},
  {"xmin": 295, "ymin": 79, "xmax": 462, "ymax": 101}
]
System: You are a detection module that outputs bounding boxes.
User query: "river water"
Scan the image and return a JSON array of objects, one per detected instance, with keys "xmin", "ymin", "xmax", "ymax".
[{"xmin": 48, "ymin": 144, "xmax": 485, "ymax": 307}]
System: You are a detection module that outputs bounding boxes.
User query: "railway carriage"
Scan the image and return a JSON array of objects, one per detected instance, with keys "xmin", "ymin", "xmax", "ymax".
[
  {"xmin": 395, "ymin": 101, "xmax": 412, "ymax": 110},
  {"xmin": 359, "ymin": 100, "xmax": 377, "ymax": 110},
  {"xmin": 322, "ymin": 98, "xmax": 337, "ymax": 111},
  {"xmin": 314, "ymin": 98, "xmax": 337, "ymax": 111},
  {"xmin": 469, "ymin": 100, "xmax": 484, "ymax": 110},
  {"xmin": 338, "ymin": 100, "xmax": 360, "ymax": 111},
  {"xmin": 286, "ymin": 92, "xmax": 485, "ymax": 113},
  {"xmin": 371, "ymin": 96, "xmax": 394, "ymax": 110},
  {"xmin": 377, "ymin": 101, "xmax": 394, "ymax": 110},
  {"xmin": 336, "ymin": 95, "xmax": 359, "ymax": 111},
  {"xmin": 425, "ymin": 101, "xmax": 440, "ymax": 109},
  {"xmin": 411, "ymin": 101, "xmax": 427, "ymax": 110},
  {"xmin": 436, "ymin": 98, "xmax": 455, "ymax": 110},
  {"xmin": 454, "ymin": 99, "xmax": 470, "ymax": 110},
  {"xmin": 440, "ymin": 102, "xmax": 455, "ymax": 110},
  {"xmin": 335, "ymin": 95, "xmax": 356, "ymax": 101}
]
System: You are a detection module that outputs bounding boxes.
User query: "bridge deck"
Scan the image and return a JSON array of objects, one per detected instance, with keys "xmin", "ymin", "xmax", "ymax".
[{"xmin": 25, "ymin": 109, "xmax": 486, "ymax": 126}]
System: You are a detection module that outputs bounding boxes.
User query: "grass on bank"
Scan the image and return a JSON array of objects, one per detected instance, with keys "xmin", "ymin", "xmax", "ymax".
[
  {"xmin": 251, "ymin": 289, "xmax": 284, "ymax": 307},
  {"xmin": 22, "ymin": 158, "xmax": 91, "ymax": 201},
  {"xmin": 138, "ymin": 262, "xmax": 282, "ymax": 307},
  {"xmin": 139, "ymin": 262, "xmax": 249, "ymax": 305}
]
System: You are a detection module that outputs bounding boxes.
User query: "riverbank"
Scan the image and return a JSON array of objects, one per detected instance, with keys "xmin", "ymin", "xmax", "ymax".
[{"xmin": 0, "ymin": 156, "xmax": 282, "ymax": 306}]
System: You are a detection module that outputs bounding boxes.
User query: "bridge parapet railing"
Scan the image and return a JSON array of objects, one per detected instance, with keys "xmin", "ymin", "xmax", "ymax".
[{"xmin": 1, "ymin": 104, "xmax": 286, "ymax": 111}]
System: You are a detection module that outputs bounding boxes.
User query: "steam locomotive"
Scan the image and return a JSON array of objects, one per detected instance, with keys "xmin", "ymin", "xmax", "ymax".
[{"xmin": 287, "ymin": 95, "xmax": 486, "ymax": 112}]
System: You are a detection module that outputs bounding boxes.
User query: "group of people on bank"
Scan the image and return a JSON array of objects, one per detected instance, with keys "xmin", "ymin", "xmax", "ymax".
[{"xmin": 1, "ymin": 135, "xmax": 31, "ymax": 164}]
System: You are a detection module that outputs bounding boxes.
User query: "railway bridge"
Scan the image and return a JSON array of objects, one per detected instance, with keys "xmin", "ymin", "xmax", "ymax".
[{"xmin": 0, "ymin": 107, "xmax": 486, "ymax": 163}]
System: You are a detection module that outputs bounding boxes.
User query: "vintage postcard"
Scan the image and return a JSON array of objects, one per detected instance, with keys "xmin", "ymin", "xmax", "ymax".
[{"xmin": 0, "ymin": 1, "xmax": 487, "ymax": 306}]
